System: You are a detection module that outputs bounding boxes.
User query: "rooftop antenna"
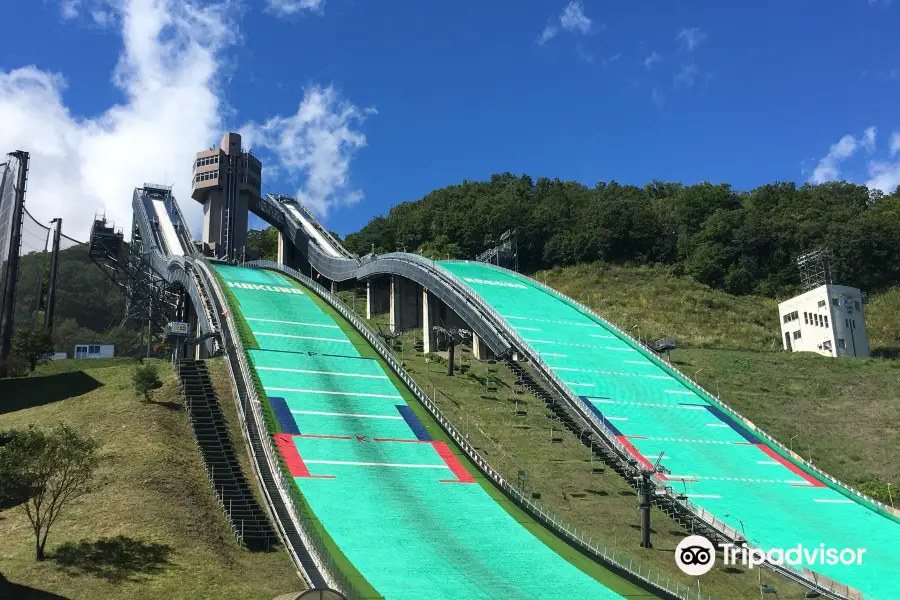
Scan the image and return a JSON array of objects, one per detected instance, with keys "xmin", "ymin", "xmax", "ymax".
[{"xmin": 796, "ymin": 247, "xmax": 834, "ymax": 292}]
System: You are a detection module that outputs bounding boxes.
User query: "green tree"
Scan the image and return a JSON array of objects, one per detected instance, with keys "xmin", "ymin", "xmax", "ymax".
[
  {"xmin": 133, "ymin": 362, "xmax": 163, "ymax": 402},
  {"xmin": 0, "ymin": 424, "xmax": 100, "ymax": 560},
  {"xmin": 11, "ymin": 327, "xmax": 54, "ymax": 373},
  {"xmin": 245, "ymin": 227, "xmax": 279, "ymax": 261}
]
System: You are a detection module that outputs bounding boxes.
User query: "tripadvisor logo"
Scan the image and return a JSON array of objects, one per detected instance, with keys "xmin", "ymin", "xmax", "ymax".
[
  {"xmin": 675, "ymin": 535, "xmax": 716, "ymax": 576},
  {"xmin": 675, "ymin": 535, "xmax": 867, "ymax": 575}
]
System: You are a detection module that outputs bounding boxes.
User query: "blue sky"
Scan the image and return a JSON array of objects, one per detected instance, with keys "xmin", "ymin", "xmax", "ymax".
[{"xmin": 1, "ymin": 0, "xmax": 898, "ymax": 240}]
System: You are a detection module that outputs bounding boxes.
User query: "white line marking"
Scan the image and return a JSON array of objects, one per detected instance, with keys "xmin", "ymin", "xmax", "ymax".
[
  {"xmin": 667, "ymin": 475, "xmax": 699, "ymax": 481},
  {"xmin": 268, "ymin": 387, "xmax": 402, "ymax": 399},
  {"xmin": 686, "ymin": 494, "xmax": 721, "ymax": 499},
  {"xmin": 290, "ymin": 410, "xmax": 403, "ymax": 420},
  {"xmin": 813, "ymin": 499, "xmax": 854, "ymax": 504},
  {"xmin": 605, "ymin": 417, "xmax": 628, "ymax": 421},
  {"xmin": 304, "ymin": 460, "xmax": 448, "ymax": 469},
  {"xmin": 256, "ymin": 367, "xmax": 387, "ymax": 379},
  {"xmin": 540, "ymin": 353, "xmax": 568, "ymax": 357},
  {"xmin": 255, "ymin": 332, "xmax": 351, "ymax": 344},
  {"xmin": 624, "ymin": 360, "xmax": 648, "ymax": 365},
  {"xmin": 513, "ymin": 326, "xmax": 541, "ymax": 331},
  {"xmin": 502, "ymin": 315, "xmax": 603, "ymax": 328},
  {"xmin": 706, "ymin": 424, "xmax": 729, "ymax": 428},
  {"xmin": 594, "ymin": 399, "xmax": 616, "ymax": 404},
  {"xmin": 565, "ymin": 382, "xmax": 595, "ymax": 387},
  {"xmin": 757, "ymin": 460, "xmax": 780, "ymax": 465},
  {"xmin": 589, "ymin": 334, "xmax": 617, "ymax": 339},
  {"xmin": 551, "ymin": 367, "xmax": 581, "ymax": 372},
  {"xmin": 665, "ymin": 390, "xmax": 694, "ymax": 395},
  {"xmin": 680, "ymin": 406, "xmax": 708, "ymax": 410},
  {"xmin": 645, "ymin": 375, "xmax": 670, "ymax": 379},
  {"xmin": 246, "ymin": 317, "xmax": 339, "ymax": 329}
]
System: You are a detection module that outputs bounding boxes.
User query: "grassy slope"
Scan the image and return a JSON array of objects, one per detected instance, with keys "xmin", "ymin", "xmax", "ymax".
[
  {"xmin": 337, "ymin": 297, "xmax": 810, "ymax": 600},
  {"xmin": 0, "ymin": 358, "xmax": 299, "ymax": 600},
  {"xmin": 536, "ymin": 262, "xmax": 900, "ymax": 493}
]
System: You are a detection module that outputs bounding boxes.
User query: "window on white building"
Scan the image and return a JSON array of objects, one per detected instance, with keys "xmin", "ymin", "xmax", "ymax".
[
  {"xmin": 793, "ymin": 330, "xmax": 801, "ymax": 340},
  {"xmin": 804, "ymin": 312, "xmax": 809, "ymax": 324},
  {"xmin": 818, "ymin": 300, "xmax": 826, "ymax": 308},
  {"xmin": 838, "ymin": 338, "xmax": 846, "ymax": 349},
  {"xmin": 824, "ymin": 316, "xmax": 829, "ymax": 327}
]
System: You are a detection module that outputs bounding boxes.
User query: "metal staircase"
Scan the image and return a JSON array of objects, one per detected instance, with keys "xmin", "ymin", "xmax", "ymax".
[{"xmin": 177, "ymin": 358, "xmax": 276, "ymax": 551}]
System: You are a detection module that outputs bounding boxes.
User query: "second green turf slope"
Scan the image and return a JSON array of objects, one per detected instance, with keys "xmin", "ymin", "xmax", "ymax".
[{"xmin": 439, "ymin": 260, "xmax": 899, "ymax": 600}]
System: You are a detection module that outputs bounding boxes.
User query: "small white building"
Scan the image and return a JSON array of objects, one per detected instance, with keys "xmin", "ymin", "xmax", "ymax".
[
  {"xmin": 778, "ymin": 284, "xmax": 869, "ymax": 358},
  {"xmin": 73, "ymin": 344, "xmax": 116, "ymax": 359}
]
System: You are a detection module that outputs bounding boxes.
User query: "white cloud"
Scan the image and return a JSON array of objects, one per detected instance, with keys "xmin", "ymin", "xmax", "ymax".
[
  {"xmin": 560, "ymin": 1, "xmax": 592, "ymax": 33},
  {"xmin": 265, "ymin": 0, "xmax": 325, "ymax": 17},
  {"xmin": 866, "ymin": 160, "xmax": 900, "ymax": 193},
  {"xmin": 676, "ymin": 27, "xmax": 707, "ymax": 51},
  {"xmin": 240, "ymin": 86, "xmax": 375, "ymax": 219},
  {"xmin": 810, "ymin": 134, "xmax": 861, "ymax": 183},
  {"xmin": 674, "ymin": 63, "xmax": 699, "ymax": 87},
  {"xmin": 809, "ymin": 126, "xmax": 900, "ymax": 193},
  {"xmin": 538, "ymin": 1, "xmax": 592, "ymax": 45},
  {"xmin": 60, "ymin": 0, "xmax": 80, "ymax": 19},
  {"xmin": 643, "ymin": 52, "xmax": 661, "ymax": 69},
  {"xmin": 0, "ymin": 0, "xmax": 240, "ymax": 241},
  {"xmin": 890, "ymin": 131, "xmax": 900, "ymax": 157},
  {"xmin": 862, "ymin": 126, "xmax": 877, "ymax": 153},
  {"xmin": 651, "ymin": 88, "xmax": 665, "ymax": 107}
]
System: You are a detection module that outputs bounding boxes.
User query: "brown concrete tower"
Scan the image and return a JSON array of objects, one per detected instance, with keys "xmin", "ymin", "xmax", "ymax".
[{"xmin": 190, "ymin": 132, "xmax": 262, "ymax": 259}]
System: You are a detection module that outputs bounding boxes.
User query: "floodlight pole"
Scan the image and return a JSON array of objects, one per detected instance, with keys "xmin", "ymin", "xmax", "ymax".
[
  {"xmin": 44, "ymin": 218, "xmax": 63, "ymax": 333},
  {"xmin": 639, "ymin": 470, "xmax": 652, "ymax": 548}
]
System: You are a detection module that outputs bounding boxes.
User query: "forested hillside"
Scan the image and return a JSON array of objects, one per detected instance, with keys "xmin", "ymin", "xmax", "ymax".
[
  {"xmin": 13, "ymin": 246, "xmax": 142, "ymax": 356},
  {"xmin": 342, "ymin": 175, "xmax": 900, "ymax": 298}
]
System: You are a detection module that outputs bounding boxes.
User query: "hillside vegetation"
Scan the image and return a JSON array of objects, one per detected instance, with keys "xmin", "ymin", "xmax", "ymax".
[
  {"xmin": 343, "ymin": 175, "xmax": 900, "ymax": 298},
  {"xmin": 0, "ymin": 358, "xmax": 299, "ymax": 600}
]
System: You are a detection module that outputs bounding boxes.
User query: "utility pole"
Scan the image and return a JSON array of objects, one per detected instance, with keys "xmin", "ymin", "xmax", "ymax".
[
  {"xmin": 44, "ymin": 218, "xmax": 62, "ymax": 333},
  {"xmin": 0, "ymin": 151, "xmax": 29, "ymax": 372}
]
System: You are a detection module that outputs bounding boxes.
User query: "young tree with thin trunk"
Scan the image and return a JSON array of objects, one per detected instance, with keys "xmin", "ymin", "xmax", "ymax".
[{"xmin": 0, "ymin": 424, "xmax": 99, "ymax": 560}]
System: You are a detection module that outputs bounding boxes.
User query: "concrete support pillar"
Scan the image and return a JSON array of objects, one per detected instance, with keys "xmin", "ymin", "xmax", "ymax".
[
  {"xmin": 423, "ymin": 289, "xmax": 440, "ymax": 354},
  {"xmin": 390, "ymin": 276, "xmax": 399, "ymax": 332},
  {"xmin": 472, "ymin": 333, "xmax": 489, "ymax": 361},
  {"xmin": 390, "ymin": 276, "xmax": 422, "ymax": 333},
  {"xmin": 277, "ymin": 231, "xmax": 285, "ymax": 264},
  {"xmin": 366, "ymin": 280, "xmax": 374, "ymax": 319}
]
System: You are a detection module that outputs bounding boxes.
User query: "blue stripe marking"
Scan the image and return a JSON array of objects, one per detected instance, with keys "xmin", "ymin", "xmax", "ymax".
[
  {"xmin": 396, "ymin": 405, "xmax": 431, "ymax": 441},
  {"xmin": 704, "ymin": 405, "xmax": 760, "ymax": 444},
  {"xmin": 580, "ymin": 396, "xmax": 624, "ymax": 437},
  {"xmin": 269, "ymin": 396, "xmax": 300, "ymax": 435}
]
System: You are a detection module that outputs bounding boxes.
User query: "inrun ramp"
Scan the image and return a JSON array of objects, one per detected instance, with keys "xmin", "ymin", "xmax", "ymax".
[
  {"xmin": 215, "ymin": 264, "xmax": 638, "ymax": 600},
  {"xmin": 439, "ymin": 261, "xmax": 899, "ymax": 600}
]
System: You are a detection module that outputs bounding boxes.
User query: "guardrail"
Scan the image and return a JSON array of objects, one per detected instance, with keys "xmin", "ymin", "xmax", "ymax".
[
  {"xmin": 249, "ymin": 260, "xmax": 719, "ymax": 600},
  {"xmin": 197, "ymin": 258, "xmax": 373, "ymax": 599},
  {"xmin": 454, "ymin": 260, "xmax": 872, "ymax": 600}
]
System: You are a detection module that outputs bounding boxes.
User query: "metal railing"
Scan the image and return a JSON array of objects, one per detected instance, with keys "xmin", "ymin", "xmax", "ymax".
[{"xmin": 250, "ymin": 260, "xmax": 719, "ymax": 600}]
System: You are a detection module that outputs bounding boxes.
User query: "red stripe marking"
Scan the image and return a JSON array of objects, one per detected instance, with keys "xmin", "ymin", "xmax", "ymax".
[
  {"xmin": 431, "ymin": 442, "xmax": 476, "ymax": 484},
  {"xmin": 757, "ymin": 444, "xmax": 824, "ymax": 487},
  {"xmin": 373, "ymin": 437, "xmax": 429, "ymax": 443},
  {"xmin": 273, "ymin": 434, "xmax": 335, "ymax": 479},
  {"xmin": 296, "ymin": 434, "xmax": 352, "ymax": 440},
  {"xmin": 616, "ymin": 435, "xmax": 655, "ymax": 471}
]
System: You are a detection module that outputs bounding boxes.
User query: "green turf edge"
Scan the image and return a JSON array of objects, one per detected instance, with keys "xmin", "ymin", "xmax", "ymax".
[
  {"xmin": 499, "ymin": 267, "xmax": 900, "ymax": 527},
  {"xmin": 282, "ymin": 272, "xmax": 657, "ymax": 600},
  {"xmin": 215, "ymin": 269, "xmax": 384, "ymax": 600}
]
